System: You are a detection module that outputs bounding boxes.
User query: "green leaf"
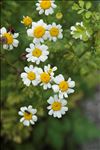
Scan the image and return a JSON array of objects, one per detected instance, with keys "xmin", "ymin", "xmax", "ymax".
[
  {"xmin": 72, "ymin": 3, "xmax": 80, "ymax": 10},
  {"xmin": 79, "ymin": 1, "xmax": 84, "ymax": 8},
  {"xmin": 86, "ymin": 2, "xmax": 92, "ymax": 10},
  {"xmin": 85, "ymin": 11, "xmax": 92, "ymax": 19},
  {"xmin": 77, "ymin": 9, "xmax": 84, "ymax": 14}
]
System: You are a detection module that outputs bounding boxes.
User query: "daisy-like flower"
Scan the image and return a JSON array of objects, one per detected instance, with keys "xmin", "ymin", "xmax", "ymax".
[
  {"xmin": 52, "ymin": 74, "xmax": 75, "ymax": 98},
  {"xmin": 47, "ymin": 95, "xmax": 68, "ymax": 118},
  {"xmin": 44, "ymin": 64, "xmax": 57, "ymax": 76},
  {"xmin": 18, "ymin": 105, "xmax": 37, "ymax": 126},
  {"xmin": 36, "ymin": 0, "xmax": 57, "ymax": 16},
  {"xmin": 70, "ymin": 22, "xmax": 90, "ymax": 41},
  {"xmin": 47, "ymin": 23, "xmax": 63, "ymax": 42},
  {"xmin": 38, "ymin": 65, "xmax": 55, "ymax": 90},
  {"xmin": 27, "ymin": 19, "xmax": 48, "ymax": 43},
  {"xmin": 21, "ymin": 16, "xmax": 32, "ymax": 27},
  {"xmin": 21, "ymin": 65, "xmax": 40, "ymax": 86},
  {"xmin": 0, "ymin": 27, "xmax": 19, "ymax": 50},
  {"xmin": 26, "ymin": 43, "xmax": 49, "ymax": 65}
]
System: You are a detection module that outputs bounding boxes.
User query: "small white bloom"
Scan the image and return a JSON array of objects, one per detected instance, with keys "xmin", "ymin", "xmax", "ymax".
[
  {"xmin": 21, "ymin": 65, "xmax": 40, "ymax": 86},
  {"xmin": 27, "ymin": 19, "xmax": 48, "ymax": 44},
  {"xmin": 52, "ymin": 74, "xmax": 75, "ymax": 98},
  {"xmin": 38, "ymin": 65, "xmax": 55, "ymax": 90},
  {"xmin": 47, "ymin": 23, "xmax": 63, "ymax": 42},
  {"xmin": 0, "ymin": 27, "xmax": 19, "ymax": 50},
  {"xmin": 18, "ymin": 105, "xmax": 38, "ymax": 126},
  {"xmin": 26, "ymin": 43, "xmax": 49, "ymax": 65},
  {"xmin": 44, "ymin": 64, "xmax": 57, "ymax": 76},
  {"xmin": 36, "ymin": 0, "xmax": 57, "ymax": 16},
  {"xmin": 47, "ymin": 95, "xmax": 68, "ymax": 118}
]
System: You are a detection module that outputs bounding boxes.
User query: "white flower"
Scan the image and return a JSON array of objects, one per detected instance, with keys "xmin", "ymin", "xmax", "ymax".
[
  {"xmin": 47, "ymin": 95, "xmax": 68, "ymax": 118},
  {"xmin": 36, "ymin": 0, "xmax": 57, "ymax": 16},
  {"xmin": 26, "ymin": 43, "xmax": 49, "ymax": 65},
  {"xmin": 47, "ymin": 23, "xmax": 63, "ymax": 42},
  {"xmin": 21, "ymin": 65, "xmax": 40, "ymax": 86},
  {"xmin": 52, "ymin": 74, "xmax": 75, "ymax": 98},
  {"xmin": 18, "ymin": 105, "xmax": 37, "ymax": 126},
  {"xmin": 27, "ymin": 19, "xmax": 48, "ymax": 44},
  {"xmin": 44, "ymin": 64, "xmax": 57, "ymax": 76},
  {"xmin": 38, "ymin": 65, "xmax": 55, "ymax": 90},
  {"xmin": 0, "ymin": 27, "xmax": 19, "ymax": 50}
]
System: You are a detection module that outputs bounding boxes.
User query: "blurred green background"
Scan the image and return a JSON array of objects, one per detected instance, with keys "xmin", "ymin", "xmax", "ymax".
[{"xmin": 1, "ymin": 0, "xmax": 100, "ymax": 150}]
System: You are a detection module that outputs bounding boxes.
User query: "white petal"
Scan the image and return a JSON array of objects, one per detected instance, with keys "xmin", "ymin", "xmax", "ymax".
[
  {"xmin": 18, "ymin": 111, "xmax": 24, "ymax": 116},
  {"xmin": 20, "ymin": 117, "xmax": 24, "ymax": 122},
  {"xmin": 52, "ymin": 85, "xmax": 59, "ymax": 93},
  {"xmin": 23, "ymin": 120, "xmax": 30, "ymax": 126},
  {"xmin": 48, "ymin": 109, "xmax": 53, "ymax": 115},
  {"xmin": 32, "ymin": 115, "xmax": 38, "ymax": 122}
]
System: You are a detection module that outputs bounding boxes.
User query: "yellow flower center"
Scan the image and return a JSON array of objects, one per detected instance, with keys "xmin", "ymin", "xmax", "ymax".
[
  {"xmin": 40, "ymin": 72, "xmax": 50, "ymax": 83},
  {"xmin": 22, "ymin": 16, "xmax": 32, "ymax": 26},
  {"xmin": 27, "ymin": 71, "xmax": 36, "ymax": 80},
  {"xmin": 32, "ymin": 48, "xmax": 42, "ymax": 57},
  {"xmin": 34, "ymin": 26, "xmax": 45, "ymax": 38},
  {"xmin": 24, "ymin": 111, "xmax": 32, "ymax": 120},
  {"xmin": 3, "ymin": 33, "xmax": 13, "ymax": 44},
  {"xmin": 52, "ymin": 102, "xmax": 62, "ymax": 111},
  {"xmin": 50, "ymin": 27, "xmax": 59, "ymax": 37},
  {"xmin": 40, "ymin": 0, "xmax": 51, "ymax": 9},
  {"xmin": 59, "ymin": 81, "xmax": 69, "ymax": 92}
]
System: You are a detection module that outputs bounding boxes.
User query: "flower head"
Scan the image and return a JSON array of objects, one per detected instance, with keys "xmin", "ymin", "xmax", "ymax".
[
  {"xmin": 26, "ymin": 43, "xmax": 49, "ymax": 65},
  {"xmin": 0, "ymin": 27, "xmax": 19, "ymax": 50},
  {"xmin": 21, "ymin": 16, "xmax": 32, "ymax": 26},
  {"xmin": 21, "ymin": 65, "xmax": 40, "ymax": 86},
  {"xmin": 47, "ymin": 95, "xmax": 68, "ymax": 118},
  {"xmin": 38, "ymin": 65, "xmax": 55, "ymax": 90},
  {"xmin": 44, "ymin": 64, "xmax": 57, "ymax": 76},
  {"xmin": 52, "ymin": 74, "xmax": 75, "ymax": 98},
  {"xmin": 70, "ymin": 22, "xmax": 91, "ymax": 41},
  {"xmin": 36, "ymin": 0, "xmax": 57, "ymax": 16},
  {"xmin": 47, "ymin": 23, "xmax": 63, "ymax": 42},
  {"xmin": 18, "ymin": 105, "xmax": 37, "ymax": 126},
  {"xmin": 27, "ymin": 19, "xmax": 48, "ymax": 43}
]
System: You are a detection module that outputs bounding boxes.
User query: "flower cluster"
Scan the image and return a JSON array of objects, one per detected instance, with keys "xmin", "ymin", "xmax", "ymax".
[{"xmin": 19, "ymin": 0, "xmax": 75, "ymax": 126}]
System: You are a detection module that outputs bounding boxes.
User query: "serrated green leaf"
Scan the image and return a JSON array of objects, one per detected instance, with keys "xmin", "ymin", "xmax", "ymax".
[
  {"xmin": 77, "ymin": 9, "xmax": 84, "ymax": 14},
  {"xmin": 72, "ymin": 3, "xmax": 80, "ymax": 10},
  {"xmin": 85, "ymin": 11, "xmax": 92, "ymax": 19},
  {"xmin": 86, "ymin": 2, "xmax": 92, "ymax": 10},
  {"xmin": 79, "ymin": 1, "xmax": 84, "ymax": 8}
]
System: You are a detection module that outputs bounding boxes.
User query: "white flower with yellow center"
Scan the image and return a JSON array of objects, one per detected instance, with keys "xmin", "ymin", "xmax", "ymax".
[
  {"xmin": 0, "ymin": 27, "xmax": 19, "ymax": 50},
  {"xmin": 47, "ymin": 95, "xmax": 68, "ymax": 118},
  {"xmin": 18, "ymin": 105, "xmax": 37, "ymax": 126},
  {"xmin": 21, "ymin": 65, "xmax": 40, "ymax": 86},
  {"xmin": 38, "ymin": 65, "xmax": 54, "ymax": 90},
  {"xmin": 21, "ymin": 16, "xmax": 32, "ymax": 26},
  {"xmin": 52, "ymin": 74, "xmax": 75, "ymax": 98},
  {"xmin": 47, "ymin": 23, "xmax": 63, "ymax": 42},
  {"xmin": 44, "ymin": 64, "xmax": 57, "ymax": 76},
  {"xmin": 36, "ymin": 0, "xmax": 57, "ymax": 16},
  {"xmin": 26, "ymin": 43, "xmax": 49, "ymax": 65},
  {"xmin": 27, "ymin": 19, "xmax": 48, "ymax": 43}
]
